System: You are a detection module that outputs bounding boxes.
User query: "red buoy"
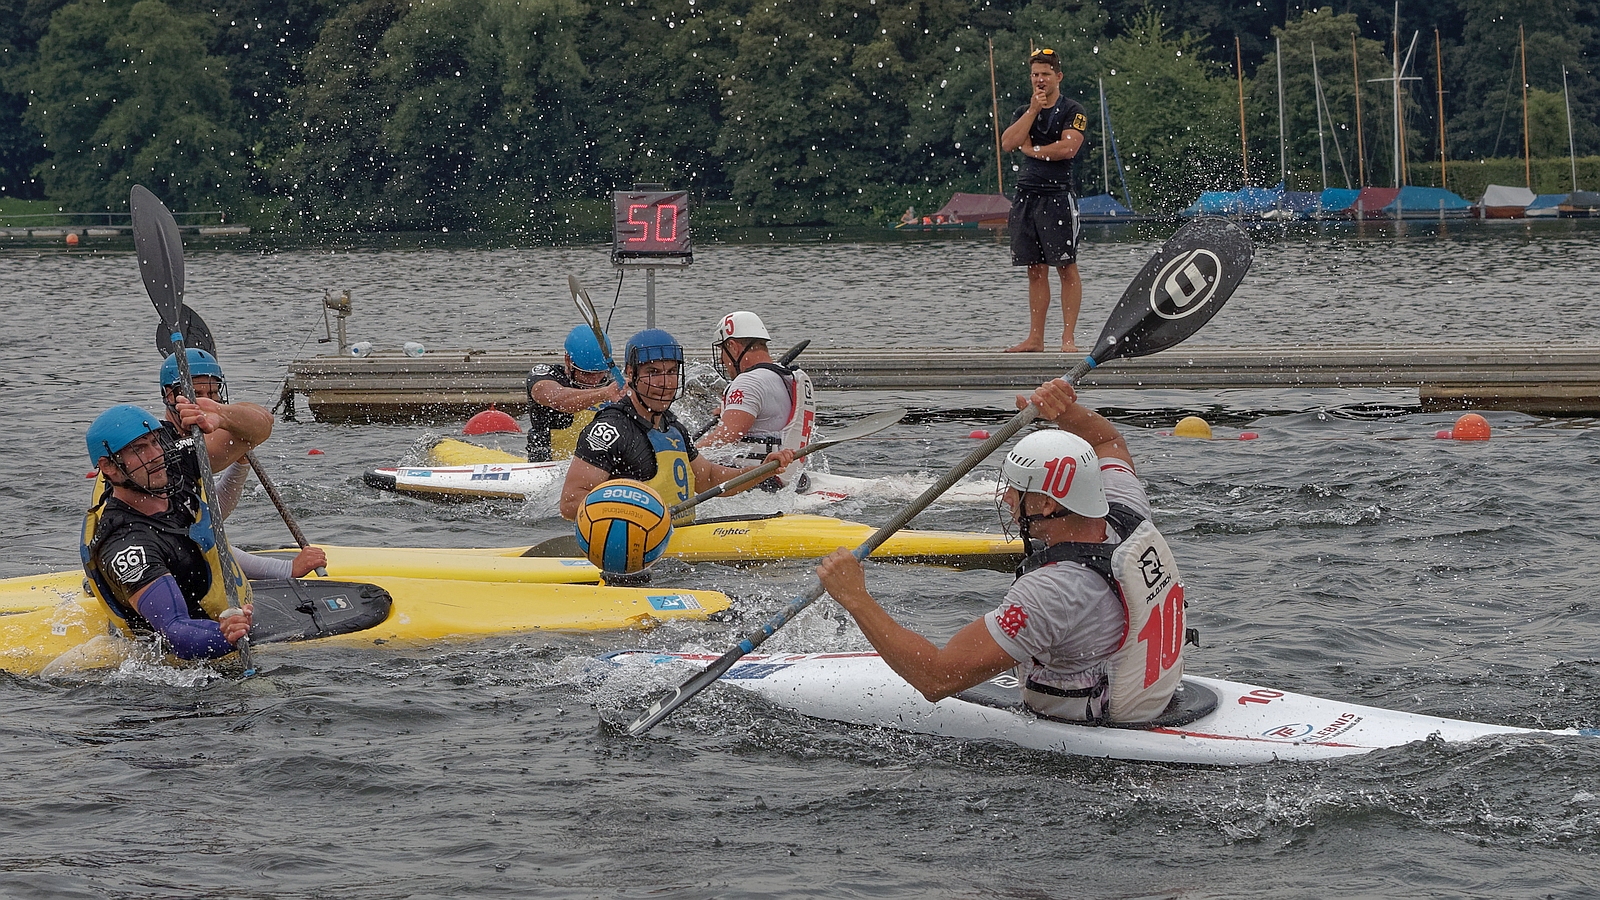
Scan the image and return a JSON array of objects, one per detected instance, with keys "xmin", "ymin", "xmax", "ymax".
[
  {"xmin": 1451, "ymin": 413, "xmax": 1491, "ymax": 441},
  {"xmin": 464, "ymin": 406, "xmax": 522, "ymax": 435}
]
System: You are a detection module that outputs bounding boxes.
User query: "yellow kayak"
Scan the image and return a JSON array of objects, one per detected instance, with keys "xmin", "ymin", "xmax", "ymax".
[
  {"xmin": 430, "ymin": 437, "xmax": 523, "ymax": 465},
  {"xmin": 512, "ymin": 513, "xmax": 1025, "ymax": 571},
  {"xmin": 0, "ymin": 570, "xmax": 731, "ymax": 677}
]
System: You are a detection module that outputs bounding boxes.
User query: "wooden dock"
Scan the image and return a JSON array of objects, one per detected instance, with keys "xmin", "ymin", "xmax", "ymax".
[{"xmin": 279, "ymin": 343, "xmax": 1600, "ymax": 422}]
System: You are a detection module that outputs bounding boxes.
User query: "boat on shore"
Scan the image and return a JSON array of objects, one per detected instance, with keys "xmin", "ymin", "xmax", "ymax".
[{"xmin": 604, "ymin": 651, "xmax": 1599, "ymax": 765}]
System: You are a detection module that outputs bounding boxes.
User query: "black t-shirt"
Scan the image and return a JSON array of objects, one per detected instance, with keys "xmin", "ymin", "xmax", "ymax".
[
  {"xmin": 526, "ymin": 363, "xmax": 577, "ymax": 461},
  {"xmin": 92, "ymin": 491, "xmax": 212, "ymax": 623},
  {"xmin": 572, "ymin": 402, "xmax": 698, "ymax": 481},
  {"xmin": 1012, "ymin": 95, "xmax": 1088, "ymax": 194}
]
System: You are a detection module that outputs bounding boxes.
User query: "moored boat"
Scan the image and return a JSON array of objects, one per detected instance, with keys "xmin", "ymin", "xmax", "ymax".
[{"xmin": 604, "ymin": 651, "xmax": 1599, "ymax": 765}]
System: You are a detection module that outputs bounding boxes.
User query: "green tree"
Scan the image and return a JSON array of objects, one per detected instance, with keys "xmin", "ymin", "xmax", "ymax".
[
  {"xmin": 19, "ymin": 0, "xmax": 243, "ymax": 211},
  {"xmin": 1100, "ymin": 10, "xmax": 1236, "ymax": 211}
]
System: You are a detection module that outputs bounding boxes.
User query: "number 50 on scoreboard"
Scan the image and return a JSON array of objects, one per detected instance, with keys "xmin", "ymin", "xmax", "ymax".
[{"xmin": 612, "ymin": 189, "xmax": 692, "ymax": 265}]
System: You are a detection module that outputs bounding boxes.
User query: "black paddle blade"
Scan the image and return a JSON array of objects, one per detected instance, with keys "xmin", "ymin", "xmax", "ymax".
[
  {"xmin": 130, "ymin": 185, "xmax": 185, "ymax": 329},
  {"xmin": 778, "ymin": 339, "xmax": 810, "ymax": 366},
  {"xmin": 154, "ymin": 305, "xmax": 217, "ymax": 358},
  {"xmin": 1088, "ymin": 217, "xmax": 1252, "ymax": 365}
]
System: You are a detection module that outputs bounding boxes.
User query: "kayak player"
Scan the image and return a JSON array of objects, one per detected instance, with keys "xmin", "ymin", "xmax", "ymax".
[
  {"xmin": 558, "ymin": 328, "xmax": 794, "ymax": 523},
  {"xmin": 695, "ymin": 311, "xmax": 816, "ymax": 492},
  {"xmin": 159, "ymin": 349, "xmax": 326, "ymax": 580},
  {"xmin": 525, "ymin": 325, "xmax": 624, "ymax": 462},
  {"xmin": 816, "ymin": 377, "xmax": 1190, "ymax": 725},
  {"xmin": 81, "ymin": 402, "xmax": 259, "ymax": 659}
]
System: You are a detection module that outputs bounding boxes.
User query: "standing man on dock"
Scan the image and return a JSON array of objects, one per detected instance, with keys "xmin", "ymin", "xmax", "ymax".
[{"xmin": 1000, "ymin": 48, "xmax": 1087, "ymax": 354}]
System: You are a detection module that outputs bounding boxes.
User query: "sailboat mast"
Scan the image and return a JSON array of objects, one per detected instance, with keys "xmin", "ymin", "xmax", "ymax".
[
  {"xmin": 1521, "ymin": 24, "xmax": 1531, "ymax": 189},
  {"xmin": 1353, "ymin": 33, "xmax": 1366, "ymax": 187},
  {"xmin": 1100, "ymin": 77, "xmax": 1110, "ymax": 197},
  {"xmin": 1312, "ymin": 42, "xmax": 1329, "ymax": 191},
  {"xmin": 1436, "ymin": 29, "xmax": 1446, "ymax": 189},
  {"xmin": 1392, "ymin": 2, "xmax": 1401, "ymax": 188},
  {"xmin": 1236, "ymin": 36, "xmax": 1250, "ymax": 185},
  {"xmin": 1566, "ymin": 66, "xmax": 1579, "ymax": 191},
  {"xmin": 989, "ymin": 38, "xmax": 1004, "ymax": 196},
  {"xmin": 1277, "ymin": 36, "xmax": 1287, "ymax": 188}
]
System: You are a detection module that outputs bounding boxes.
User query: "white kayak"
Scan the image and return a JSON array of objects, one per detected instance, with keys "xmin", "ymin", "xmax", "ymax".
[
  {"xmin": 364, "ymin": 460, "xmax": 995, "ymax": 507},
  {"xmin": 604, "ymin": 651, "xmax": 1599, "ymax": 766}
]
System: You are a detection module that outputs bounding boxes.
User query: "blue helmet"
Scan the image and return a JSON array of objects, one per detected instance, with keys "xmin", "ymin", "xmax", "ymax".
[
  {"xmin": 564, "ymin": 325, "xmax": 613, "ymax": 373},
  {"xmin": 159, "ymin": 348, "xmax": 225, "ymax": 388},
  {"xmin": 87, "ymin": 404, "xmax": 165, "ymax": 466},
  {"xmin": 624, "ymin": 329, "xmax": 684, "ymax": 367}
]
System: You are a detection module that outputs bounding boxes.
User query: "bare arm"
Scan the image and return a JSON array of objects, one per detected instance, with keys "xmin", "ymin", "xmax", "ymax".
[
  {"xmin": 696, "ymin": 409, "xmax": 756, "ymax": 448},
  {"xmin": 530, "ymin": 379, "xmax": 622, "ymax": 414},
  {"xmin": 174, "ymin": 396, "xmax": 272, "ymax": 471},
  {"xmin": 1017, "ymin": 379, "xmax": 1132, "ymax": 469},
  {"xmin": 1020, "ymin": 129, "xmax": 1084, "ymax": 162},
  {"xmin": 817, "ymin": 549, "xmax": 1018, "ymax": 702},
  {"xmin": 688, "ymin": 448, "xmax": 793, "ymax": 496},
  {"xmin": 558, "ymin": 456, "xmax": 612, "ymax": 520}
]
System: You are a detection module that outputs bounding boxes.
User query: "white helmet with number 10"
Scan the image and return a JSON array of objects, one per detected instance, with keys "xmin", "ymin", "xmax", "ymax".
[{"xmin": 999, "ymin": 430, "xmax": 1108, "ymax": 518}]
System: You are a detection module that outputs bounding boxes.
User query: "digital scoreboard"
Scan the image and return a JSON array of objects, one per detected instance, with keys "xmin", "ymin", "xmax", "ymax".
[{"xmin": 612, "ymin": 188, "xmax": 692, "ymax": 265}]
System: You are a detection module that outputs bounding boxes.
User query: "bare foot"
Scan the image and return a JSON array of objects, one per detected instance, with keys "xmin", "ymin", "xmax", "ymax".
[
  {"xmin": 1061, "ymin": 342, "xmax": 1080, "ymax": 354},
  {"xmin": 1006, "ymin": 339, "xmax": 1045, "ymax": 353}
]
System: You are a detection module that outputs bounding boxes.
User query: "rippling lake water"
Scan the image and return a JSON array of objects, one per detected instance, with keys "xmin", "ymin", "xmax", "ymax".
[{"xmin": 3, "ymin": 219, "xmax": 1600, "ymax": 898}]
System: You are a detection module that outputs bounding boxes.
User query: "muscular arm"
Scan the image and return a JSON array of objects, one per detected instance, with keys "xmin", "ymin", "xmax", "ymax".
[
  {"xmin": 559, "ymin": 456, "xmax": 613, "ymax": 520},
  {"xmin": 1000, "ymin": 109, "xmax": 1039, "ymax": 152},
  {"xmin": 1018, "ymin": 379, "xmax": 1133, "ymax": 470},
  {"xmin": 688, "ymin": 449, "xmax": 791, "ymax": 497},
  {"xmin": 530, "ymin": 379, "xmax": 622, "ymax": 414},
  {"xmin": 175, "ymin": 396, "xmax": 272, "ymax": 471},
  {"xmin": 696, "ymin": 409, "xmax": 756, "ymax": 448},
  {"xmin": 817, "ymin": 550, "xmax": 1017, "ymax": 702},
  {"xmin": 1021, "ymin": 130, "xmax": 1084, "ymax": 162}
]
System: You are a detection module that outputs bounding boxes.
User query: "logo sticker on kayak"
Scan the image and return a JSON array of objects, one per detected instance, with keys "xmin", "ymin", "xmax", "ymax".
[
  {"xmin": 323, "ymin": 595, "xmax": 351, "ymax": 611},
  {"xmin": 403, "ymin": 469, "xmax": 432, "ymax": 477},
  {"xmin": 1150, "ymin": 248, "xmax": 1222, "ymax": 320},
  {"xmin": 647, "ymin": 594, "xmax": 703, "ymax": 611},
  {"xmin": 723, "ymin": 662, "xmax": 792, "ymax": 680}
]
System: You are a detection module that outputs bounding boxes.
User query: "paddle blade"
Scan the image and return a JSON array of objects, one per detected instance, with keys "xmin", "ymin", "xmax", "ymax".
[
  {"xmin": 568, "ymin": 274, "xmax": 624, "ymax": 387},
  {"xmin": 1088, "ymin": 217, "xmax": 1252, "ymax": 366},
  {"xmin": 154, "ymin": 305, "xmax": 217, "ymax": 358},
  {"xmin": 130, "ymin": 185, "xmax": 185, "ymax": 328}
]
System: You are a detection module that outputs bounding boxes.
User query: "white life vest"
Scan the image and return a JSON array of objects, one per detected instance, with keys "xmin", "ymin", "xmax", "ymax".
[
  {"xmin": 1013, "ymin": 503, "xmax": 1188, "ymax": 724},
  {"xmin": 727, "ymin": 363, "xmax": 816, "ymax": 487}
]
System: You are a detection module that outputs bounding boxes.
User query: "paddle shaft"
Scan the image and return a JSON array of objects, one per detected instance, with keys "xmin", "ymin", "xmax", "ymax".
[
  {"xmin": 671, "ymin": 408, "xmax": 906, "ymax": 520},
  {"xmin": 245, "ymin": 451, "xmax": 328, "ymax": 577}
]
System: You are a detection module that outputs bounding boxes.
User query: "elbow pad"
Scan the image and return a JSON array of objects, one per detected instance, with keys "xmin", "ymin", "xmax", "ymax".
[{"xmin": 136, "ymin": 575, "xmax": 238, "ymax": 660}]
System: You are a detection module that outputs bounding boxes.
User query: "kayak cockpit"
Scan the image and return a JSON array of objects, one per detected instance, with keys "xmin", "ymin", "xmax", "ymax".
[{"xmin": 954, "ymin": 677, "xmax": 1220, "ymax": 731}]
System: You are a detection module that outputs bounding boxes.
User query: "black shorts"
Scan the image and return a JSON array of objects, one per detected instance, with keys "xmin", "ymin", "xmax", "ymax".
[{"xmin": 1009, "ymin": 192, "xmax": 1080, "ymax": 267}]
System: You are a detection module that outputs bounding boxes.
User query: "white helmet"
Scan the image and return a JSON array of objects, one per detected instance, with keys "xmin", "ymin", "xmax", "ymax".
[
  {"xmin": 999, "ymin": 429, "xmax": 1108, "ymax": 518},
  {"xmin": 714, "ymin": 311, "xmax": 770, "ymax": 344}
]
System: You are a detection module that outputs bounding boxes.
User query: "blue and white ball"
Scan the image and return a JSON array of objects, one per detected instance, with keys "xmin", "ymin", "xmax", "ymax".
[{"xmin": 575, "ymin": 479, "xmax": 673, "ymax": 574}]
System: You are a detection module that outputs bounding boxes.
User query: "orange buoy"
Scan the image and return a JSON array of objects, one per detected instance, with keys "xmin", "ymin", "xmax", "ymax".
[
  {"xmin": 464, "ymin": 406, "xmax": 522, "ymax": 435},
  {"xmin": 307, "ymin": 449, "xmax": 324, "ymax": 455},
  {"xmin": 1237, "ymin": 431, "xmax": 1259, "ymax": 440},
  {"xmin": 65, "ymin": 232, "xmax": 79, "ymax": 245},
  {"xmin": 1451, "ymin": 413, "xmax": 1491, "ymax": 441},
  {"xmin": 969, "ymin": 429, "xmax": 990, "ymax": 440}
]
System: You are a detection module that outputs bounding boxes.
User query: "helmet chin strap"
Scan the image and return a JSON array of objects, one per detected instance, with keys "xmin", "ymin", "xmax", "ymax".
[{"xmin": 1015, "ymin": 494, "xmax": 1075, "ymax": 554}]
